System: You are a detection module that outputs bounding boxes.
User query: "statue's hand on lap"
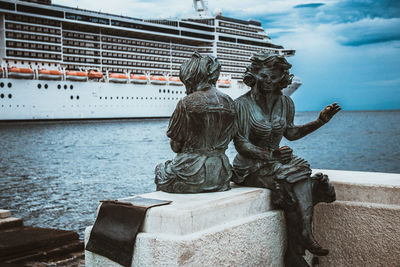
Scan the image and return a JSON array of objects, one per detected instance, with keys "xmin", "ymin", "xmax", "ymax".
[
  {"xmin": 319, "ymin": 102, "xmax": 341, "ymax": 123},
  {"xmin": 273, "ymin": 146, "xmax": 293, "ymax": 164}
]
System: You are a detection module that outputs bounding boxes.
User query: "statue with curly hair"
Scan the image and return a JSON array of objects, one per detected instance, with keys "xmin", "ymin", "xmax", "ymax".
[
  {"xmin": 155, "ymin": 52, "xmax": 236, "ymax": 193},
  {"xmin": 232, "ymin": 51, "xmax": 341, "ymax": 266}
]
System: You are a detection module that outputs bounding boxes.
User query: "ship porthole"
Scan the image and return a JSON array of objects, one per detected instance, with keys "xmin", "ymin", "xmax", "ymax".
[
  {"xmin": 76, "ymin": 96, "xmax": 80, "ymax": 100},
  {"xmin": 64, "ymin": 85, "xmax": 67, "ymax": 89},
  {"xmin": 37, "ymin": 84, "xmax": 42, "ymax": 89},
  {"xmin": 0, "ymin": 82, "xmax": 4, "ymax": 88},
  {"xmin": 0, "ymin": 94, "xmax": 4, "ymax": 99},
  {"xmin": 57, "ymin": 84, "xmax": 61, "ymax": 89},
  {"xmin": 8, "ymin": 83, "xmax": 11, "ymax": 88},
  {"xmin": 8, "ymin": 94, "xmax": 12, "ymax": 99},
  {"xmin": 70, "ymin": 85, "xmax": 73, "ymax": 90},
  {"xmin": 70, "ymin": 95, "xmax": 73, "ymax": 100},
  {"xmin": 44, "ymin": 84, "xmax": 48, "ymax": 89}
]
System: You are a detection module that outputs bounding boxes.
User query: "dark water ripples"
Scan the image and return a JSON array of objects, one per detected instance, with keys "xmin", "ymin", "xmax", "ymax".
[{"xmin": 0, "ymin": 111, "xmax": 399, "ymax": 238}]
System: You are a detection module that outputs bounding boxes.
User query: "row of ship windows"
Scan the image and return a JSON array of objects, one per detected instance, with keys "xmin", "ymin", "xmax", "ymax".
[
  {"xmin": 6, "ymin": 22, "xmax": 61, "ymax": 36},
  {"xmin": 218, "ymin": 22, "xmax": 259, "ymax": 33},
  {"xmin": 37, "ymin": 84, "xmax": 74, "ymax": 90},
  {"xmin": 100, "ymin": 60, "xmax": 180, "ymax": 69},
  {"xmin": 0, "ymin": 94, "xmax": 12, "ymax": 99},
  {"xmin": 219, "ymin": 60, "xmax": 249, "ymax": 68},
  {"xmin": 100, "ymin": 37, "xmax": 202, "ymax": 52},
  {"xmin": 218, "ymin": 42, "xmax": 277, "ymax": 54},
  {"xmin": 218, "ymin": 54, "xmax": 250, "ymax": 63},
  {"xmin": 222, "ymin": 66, "xmax": 246, "ymax": 73},
  {"xmin": 63, "ymin": 40, "xmax": 98, "ymax": 49},
  {"xmin": 0, "ymin": 82, "xmax": 12, "ymax": 88},
  {"xmin": 7, "ymin": 41, "xmax": 61, "ymax": 52},
  {"xmin": 100, "ymin": 45, "xmax": 193, "ymax": 57},
  {"xmin": 63, "ymin": 31, "xmax": 99, "ymax": 41},
  {"xmin": 217, "ymin": 48, "xmax": 251, "ymax": 57},
  {"xmin": 0, "ymin": 104, "xmax": 178, "ymax": 108},
  {"xmin": 61, "ymin": 41, "xmax": 197, "ymax": 58},
  {"xmin": 216, "ymin": 28, "xmax": 263, "ymax": 40},
  {"xmin": 6, "ymin": 32, "xmax": 61, "ymax": 44},
  {"xmin": 60, "ymin": 66, "xmax": 178, "ymax": 76},
  {"xmin": 101, "ymin": 53, "xmax": 186, "ymax": 64},
  {"xmin": 99, "ymin": 96, "xmax": 181, "ymax": 101},
  {"xmin": 34, "ymin": 84, "xmax": 185, "ymax": 94},
  {"xmin": 5, "ymin": 14, "xmax": 60, "ymax": 27},
  {"xmin": 6, "ymin": 44, "xmax": 192, "ymax": 63},
  {"xmin": 6, "ymin": 50, "xmax": 61, "ymax": 60},
  {"xmin": 4, "ymin": 61, "xmax": 58, "ymax": 67},
  {"xmin": 64, "ymin": 49, "xmax": 99, "ymax": 57}
]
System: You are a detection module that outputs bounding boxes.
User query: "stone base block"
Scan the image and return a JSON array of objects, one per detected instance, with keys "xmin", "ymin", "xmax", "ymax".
[
  {"xmin": 0, "ymin": 209, "xmax": 11, "ymax": 219},
  {"xmin": 312, "ymin": 169, "xmax": 400, "ymax": 267},
  {"xmin": 85, "ymin": 185, "xmax": 286, "ymax": 267},
  {"xmin": 86, "ymin": 211, "xmax": 285, "ymax": 267}
]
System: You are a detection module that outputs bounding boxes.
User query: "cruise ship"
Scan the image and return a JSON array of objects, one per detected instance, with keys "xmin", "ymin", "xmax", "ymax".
[{"xmin": 0, "ymin": 0, "xmax": 301, "ymax": 120}]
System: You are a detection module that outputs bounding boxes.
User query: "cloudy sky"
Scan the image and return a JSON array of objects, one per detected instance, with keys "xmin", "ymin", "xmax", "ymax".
[{"xmin": 54, "ymin": 0, "xmax": 400, "ymax": 111}]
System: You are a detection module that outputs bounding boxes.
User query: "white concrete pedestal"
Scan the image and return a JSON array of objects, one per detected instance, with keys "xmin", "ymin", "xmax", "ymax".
[{"xmin": 85, "ymin": 185, "xmax": 285, "ymax": 267}]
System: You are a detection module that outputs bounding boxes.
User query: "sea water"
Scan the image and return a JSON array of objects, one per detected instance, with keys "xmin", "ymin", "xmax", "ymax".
[{"xmin": 0, "ymin": 110, "xmax": 399, "ymax": 237}]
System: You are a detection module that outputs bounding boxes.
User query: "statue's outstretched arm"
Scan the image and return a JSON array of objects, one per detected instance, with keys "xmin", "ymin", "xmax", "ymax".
[{"xmin": 285, "ymin": 102, "xmax": 341, "ymax": 141}]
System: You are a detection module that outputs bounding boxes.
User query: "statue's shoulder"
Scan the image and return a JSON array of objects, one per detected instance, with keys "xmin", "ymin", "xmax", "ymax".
[
  {"xmin": 215, "ymin": 89, "xmax": 236, "ymax": 109},
  {"xmin": 182, "ymin": 92, "xmax": 206, "ymax": 110},
  {"xmin": 234, "ymin": 92, "xmax": 252, "ymax": 106},
  {"xmin": 281, "ymin": 94, "xmax": 294, "ymax": 107}
]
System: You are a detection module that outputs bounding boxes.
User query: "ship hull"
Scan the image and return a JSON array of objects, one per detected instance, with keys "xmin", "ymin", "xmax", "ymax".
[{"xmin": 0, "ymin": 78, "xmax": 299, "ymax": 121}]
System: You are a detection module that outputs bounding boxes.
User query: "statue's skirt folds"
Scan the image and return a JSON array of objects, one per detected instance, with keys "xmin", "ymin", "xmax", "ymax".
[{"xmin": 155, "ymin": 149, "xmax": 232, "ymax": 193}]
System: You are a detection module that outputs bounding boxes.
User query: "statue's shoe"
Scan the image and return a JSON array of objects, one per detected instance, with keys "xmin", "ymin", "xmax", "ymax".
[{"xmin": 306, "ymin": 241, "xmax": 329, "ymax": 256}]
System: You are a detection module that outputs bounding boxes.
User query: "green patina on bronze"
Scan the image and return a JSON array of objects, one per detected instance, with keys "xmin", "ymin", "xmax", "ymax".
[
  {"xmin": 155, "ymin": 52, "xmax": 236, "ymax": 193},
  {"xmin": 155, "ymin": 50, "xmax": 341, "ymax": 266},
  {"xmin": 232, "ymin": 51, "xmax": 341, "ymax": 266}
]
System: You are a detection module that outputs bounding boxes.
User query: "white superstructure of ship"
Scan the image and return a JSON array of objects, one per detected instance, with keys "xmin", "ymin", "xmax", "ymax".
[{"xmin": 0, "ymin": 0, "xmax": 301, "ymax": 120}]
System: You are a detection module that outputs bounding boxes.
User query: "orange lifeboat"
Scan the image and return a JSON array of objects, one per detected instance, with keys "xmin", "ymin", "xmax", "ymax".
[
  {"xmin": 150, "ymin": 75, "xmax": 167, "ymax": 85},
  {"xmin": 66, "ymin": 71, "xmax": 88, "ymax": 81},
  {"xmin": 130, "ymin": 74, "xmax": 148, "ymax": 84},
  {"xmin": 169, "ymin": 76, "xmax": 183, "ymax": 86},
  {"xmin": 109, "ymin": 73, "xmax": 128, "ymax": 83},
  {"xmin": 0, "ymin": 67, "xmax": 3, "ymax": 78},
  {"xmin": 38, "ymin": 69, "xmax": 62, "ymax": 80},
  {"xmin": 217, "ymin": 79, "xmax": 231, "ymax": 88},
  {"xmin": 88, "ymin": 70, "xmax": 103, "ymax": 79},
  {"xmin": 8, "ymin": 67, "xmax": 34, "ymax": 79}
]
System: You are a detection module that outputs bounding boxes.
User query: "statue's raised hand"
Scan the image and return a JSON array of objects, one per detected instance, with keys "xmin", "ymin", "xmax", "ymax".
[{"xmin": 319, "ymin": 102, "xmax": 341, "ymax": 123}]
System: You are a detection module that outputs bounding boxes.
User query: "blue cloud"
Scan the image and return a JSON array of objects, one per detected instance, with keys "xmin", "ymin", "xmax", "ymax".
[
  {"xmin": 317, "ymin": 0, "xmax": 400, "ymax": 24},
  {"xmin": 294, "ymin": 3, "xmax": 325, "ymax": 9},
  {"xmin": 335, "ymin": 18, "xmax": 400, "ymax": 46}
]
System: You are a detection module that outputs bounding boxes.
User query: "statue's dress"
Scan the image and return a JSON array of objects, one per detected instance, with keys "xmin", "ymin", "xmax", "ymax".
[
  {"xmin": 232, "ymin": 92, "xmax": 311, "ymax": 191},
  {"xmin": 155, "ymin": 89, "xmax": 236, "ymax": 193}
]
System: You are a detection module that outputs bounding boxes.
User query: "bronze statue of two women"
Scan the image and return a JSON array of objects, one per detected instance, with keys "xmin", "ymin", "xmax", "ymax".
[{"xmin": 155, "ymin": 51, "xmax": 341, "ymax": 266}]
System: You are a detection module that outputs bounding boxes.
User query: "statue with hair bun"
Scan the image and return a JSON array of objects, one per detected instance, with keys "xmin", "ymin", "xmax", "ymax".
[
  {"xmin": 233, "ymin": 51, "xmax": 341, "ymax": 266},
  {"xmin": 155, "ymin": 52, "xmax": 236, "ymax": 193}
]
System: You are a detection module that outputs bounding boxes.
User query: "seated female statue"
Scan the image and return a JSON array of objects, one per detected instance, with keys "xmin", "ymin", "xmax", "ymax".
[
  {"xmin": 155, "ymin": 52, "xmax": 236, "ymax": 193},
  {"xmin": 232, "ymin": 51, "xmax": 341, "ymax": 266}
]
